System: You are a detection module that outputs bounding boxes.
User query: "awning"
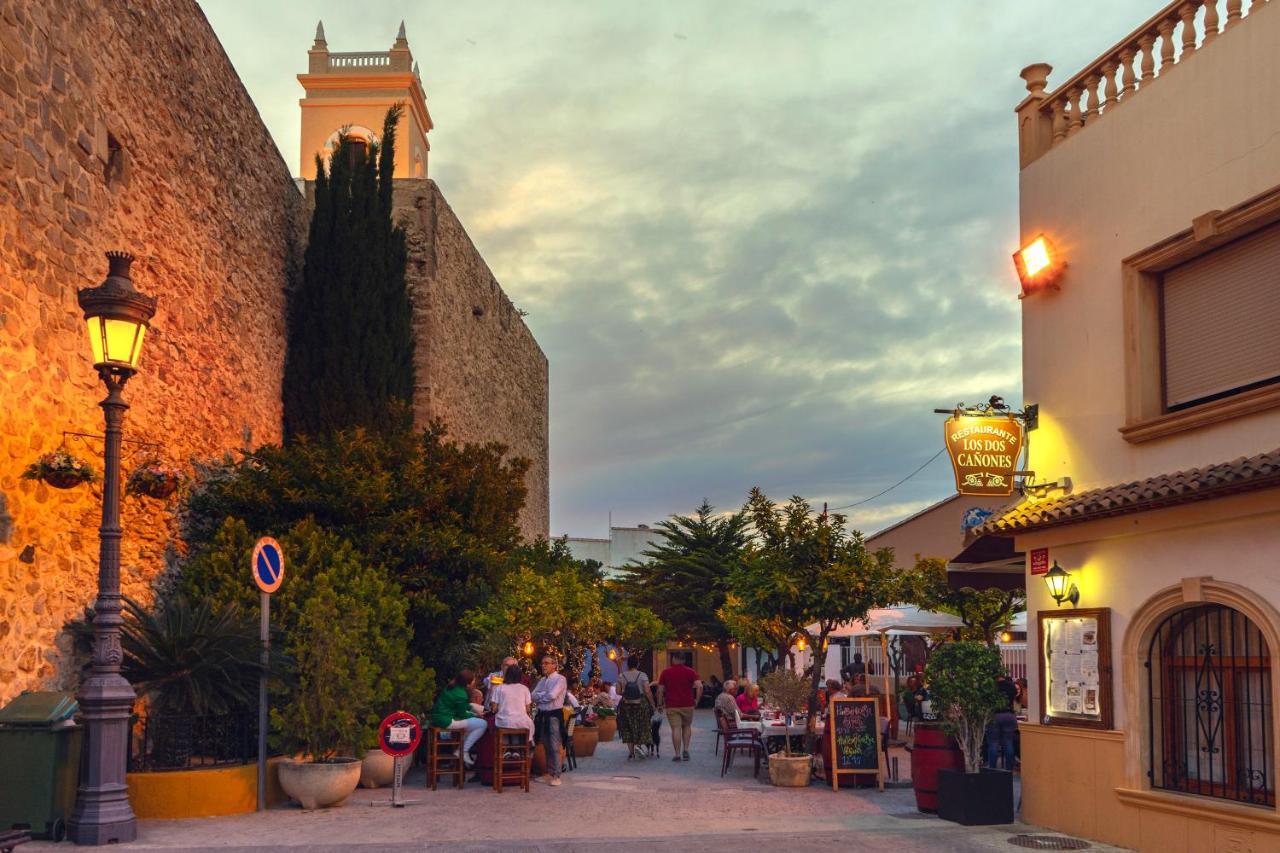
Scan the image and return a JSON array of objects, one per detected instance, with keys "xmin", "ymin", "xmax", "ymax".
[{"xmin": 822, "ymin": 605, "xmax": 965, "ymax": 638}]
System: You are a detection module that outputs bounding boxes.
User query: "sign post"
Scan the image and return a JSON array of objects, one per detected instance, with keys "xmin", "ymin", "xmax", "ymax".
[
  {"xmin": 828, "ymin": 696, "xmax": 883, "ymax": 791},
  {"xmin": 378, "ymin": 711, "xmax": 422, "ymax": 808},
  {"xmin": 252, "ymin": 537, "xmax": 285, "ymax": 812}
]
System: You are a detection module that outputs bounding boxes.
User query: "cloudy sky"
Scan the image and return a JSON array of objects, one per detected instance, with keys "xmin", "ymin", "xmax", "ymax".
[{"xmin": 201, "ymin": 0, "xmax": 1151, "ymax": 537}]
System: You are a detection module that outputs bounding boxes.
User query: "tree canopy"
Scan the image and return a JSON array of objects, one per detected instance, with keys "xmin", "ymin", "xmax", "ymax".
[
  {"xmin": 620, "ymin": 500, "xmax": 748, "ymax": 678},
  {"xmin": 895, "ymin": 557, "xmax": 1025, "ymax": 645},
  {"xmin": 284, "ymin": 104, "xmax": 414, "ymax": 440}
]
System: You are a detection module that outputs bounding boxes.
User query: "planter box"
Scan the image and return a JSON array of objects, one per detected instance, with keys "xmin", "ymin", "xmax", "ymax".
[
  {"xmin": 596, "ymin": 715, "xmax": 617, "ymax": 741},
  {"xmin": 937, "ymin": 768, "xmax": 1014, "ymax": 826},
  {"xmin": 767, "ymin": 754, "xmax": 810, "ymax": 787}
]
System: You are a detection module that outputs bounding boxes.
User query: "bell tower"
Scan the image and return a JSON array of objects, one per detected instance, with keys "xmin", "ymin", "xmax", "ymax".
[{"xmin": 297, "ymin": 21, "xmax": 433, "ymax": 180}]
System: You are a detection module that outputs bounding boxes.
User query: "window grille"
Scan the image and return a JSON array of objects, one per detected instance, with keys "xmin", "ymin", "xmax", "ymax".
[{"xmin": 1146, "ymin": 604, "xmax": 1273, "ymax": 806}]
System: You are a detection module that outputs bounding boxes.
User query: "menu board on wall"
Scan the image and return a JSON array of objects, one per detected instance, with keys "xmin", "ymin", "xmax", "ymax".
[{"xmin": 1037, "ymin": 607, "xmax": 1113, "ymax": 730}]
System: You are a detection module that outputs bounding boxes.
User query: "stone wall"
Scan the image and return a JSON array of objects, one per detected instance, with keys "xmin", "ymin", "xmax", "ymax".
[
  {"xmin": 0, "ymin": 0, "xmax": 305, "ymax": 703},
  {"xmin": 394, "ymin": 180, "xmax": 550, "ymax": 539}
]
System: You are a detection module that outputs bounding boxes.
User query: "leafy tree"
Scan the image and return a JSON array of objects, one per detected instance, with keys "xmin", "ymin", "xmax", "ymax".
[
  {"xmin": 717, "ymin": 592, "xmax": 791, "ymax": 675},
  {"xmin": 621, "ymin": 500, "xmax": 748, "ymax": 679},
  {"xmin": 180, "ymin": 417, "xmax": 527, "ymax": 678},
  {"xmin": 182, "ymin": 518, "xmax": 433, "ymax": 757},
  {"xmin": 895, "ymin": 557, "xmax": 1025, "ymax": 645},
  {"xmin": 461, "ymin": 538, "xmax": 668, "ymax": 683},
  {"xmin": 733, "ymin": 488, "xmax": 897, "ymax": 717},
  {"xmin": 758, "ymin": 669, "xmax": 810, "ymax": 756},
  {"xmin": 284, "ymin": 104, "xmax": 414, "ymax": 440},
  {"xmin": 924, "ymin": 641, "xmax": 1006, "ymax": 773}
]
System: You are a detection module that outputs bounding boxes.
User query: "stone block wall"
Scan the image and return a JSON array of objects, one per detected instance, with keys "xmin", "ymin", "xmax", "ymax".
[
  {"xmin": 0, "ymin": 0, "xmax": 305, "ymax": 703},
  {"xmin": 394, "ymin": 180, "xmax": 550, "ymax": 539}
]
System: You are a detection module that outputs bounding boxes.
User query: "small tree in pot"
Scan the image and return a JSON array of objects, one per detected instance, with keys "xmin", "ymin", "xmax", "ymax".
[
  {"xmin": 924, "ymin": 641, "xmax": 1013, "ymax": 825},
  {"xmin": 759, "ymin": 668, "xmax": 811, "ymax": 786}
]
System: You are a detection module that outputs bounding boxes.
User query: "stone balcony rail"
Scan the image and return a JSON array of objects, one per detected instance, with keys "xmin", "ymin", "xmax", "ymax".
[
  {"xmin": 308, "ymin": 50, "xmax": 415, "ymax": 75},
  {"xmin": 329, "ymin": 51, "xmax": 392, "ymax": 69},
  {"xmin": 1016, "ymin": 0, "xmax": 1271, "ymax": 167}
]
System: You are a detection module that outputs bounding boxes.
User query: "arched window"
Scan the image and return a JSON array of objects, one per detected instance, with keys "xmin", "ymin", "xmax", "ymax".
[{"xmin": 1147, "ymin": 604, "xmax": 1274, "ymax": 806}]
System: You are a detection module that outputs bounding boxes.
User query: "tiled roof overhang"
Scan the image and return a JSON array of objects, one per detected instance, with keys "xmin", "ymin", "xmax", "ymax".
[{"xmin": 976, "ymin": 448, "xmax": 1280, "ymax": 537}]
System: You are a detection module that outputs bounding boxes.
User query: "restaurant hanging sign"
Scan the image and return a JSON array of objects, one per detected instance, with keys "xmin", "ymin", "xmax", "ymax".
[{"xmin": 944, "ymin": 415, "xmax": 1024, "ymax": 496}]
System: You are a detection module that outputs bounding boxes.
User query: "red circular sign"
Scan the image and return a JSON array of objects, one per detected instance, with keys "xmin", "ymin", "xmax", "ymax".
[{"xmin": 378, "ymin": 710, "xmax": 421, "ymax": 758}]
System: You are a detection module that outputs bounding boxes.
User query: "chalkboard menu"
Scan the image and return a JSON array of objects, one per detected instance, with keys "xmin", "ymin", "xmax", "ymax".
[{"xmin": 828, "ymin": 696, "xmax": 883, "ymax": 790}]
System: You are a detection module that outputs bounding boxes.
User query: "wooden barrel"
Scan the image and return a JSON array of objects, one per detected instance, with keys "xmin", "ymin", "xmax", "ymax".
[{"xmin": 910, "ymin": 724, "xmax": 963, "ymax": 813}]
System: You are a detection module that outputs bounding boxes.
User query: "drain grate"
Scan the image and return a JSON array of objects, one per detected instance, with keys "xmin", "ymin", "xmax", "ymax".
[{"xmin": 1007, "ymin": 835, "xmax": 1091, "ymax": 850}]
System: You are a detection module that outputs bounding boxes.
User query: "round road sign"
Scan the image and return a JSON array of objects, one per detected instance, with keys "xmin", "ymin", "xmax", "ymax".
[
  {"xmin": 379, "ymin": 711, "xmax": 422, "ymax": 758},
  {"xmin": 252, "ymin": 537, "xmax": 285, "ymax": 594}
]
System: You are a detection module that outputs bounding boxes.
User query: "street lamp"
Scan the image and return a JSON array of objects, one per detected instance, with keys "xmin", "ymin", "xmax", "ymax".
[{"xmin": 68, "ymin": 251, "xmax": 156, "ymax": 846}]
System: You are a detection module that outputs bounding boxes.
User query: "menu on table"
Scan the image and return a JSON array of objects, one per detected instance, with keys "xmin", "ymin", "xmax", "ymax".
[{"xmin": 1039, "ymin": 608, "xmax": 1111, "ymax": 729}]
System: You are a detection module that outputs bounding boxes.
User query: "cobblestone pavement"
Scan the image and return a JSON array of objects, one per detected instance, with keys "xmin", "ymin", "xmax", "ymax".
[{"xmin": 31, "ymin": 711, "xmax": 1130, "ymax": 852}]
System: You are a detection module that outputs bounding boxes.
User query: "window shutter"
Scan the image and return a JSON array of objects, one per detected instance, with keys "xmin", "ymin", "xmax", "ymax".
[{"xmin": 1162, "ymin": 222, "xmax": 1280, "ymax": 409}]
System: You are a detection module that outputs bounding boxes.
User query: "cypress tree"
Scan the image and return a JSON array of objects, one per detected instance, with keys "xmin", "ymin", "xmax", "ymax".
[{"xmin": 284, "ymin": 104, "xmax": 414, "ymax": 440}]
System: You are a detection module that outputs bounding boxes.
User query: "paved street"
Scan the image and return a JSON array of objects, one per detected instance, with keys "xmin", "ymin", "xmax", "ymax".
[{"xmin": 32, "ymin": 711, "xmax": 1127, "ymax": 852}]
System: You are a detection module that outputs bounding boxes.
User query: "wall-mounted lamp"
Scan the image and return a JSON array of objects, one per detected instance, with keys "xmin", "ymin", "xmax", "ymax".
[
  {"xmin": 1013, "ymin": 234, "xmax": 1065, "ymax": 296},
  {"xmin": 1044, "ymin": 561, "xmax": 1079, "ymax": 608}
]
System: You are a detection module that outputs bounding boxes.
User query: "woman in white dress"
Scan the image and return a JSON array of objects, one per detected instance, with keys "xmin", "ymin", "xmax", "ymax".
[{"xmin": 490, "ymin": 663, "xmax": 535, "ymax": 742}]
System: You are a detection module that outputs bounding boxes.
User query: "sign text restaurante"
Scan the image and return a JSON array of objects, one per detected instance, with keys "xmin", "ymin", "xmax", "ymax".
[{"xmin": 943, "ymin": 415, "xmax": 1024, "ymax": 497}]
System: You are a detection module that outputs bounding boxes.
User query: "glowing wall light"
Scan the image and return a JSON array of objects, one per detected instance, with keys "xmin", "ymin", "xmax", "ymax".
[{"xmin": 1013, "ymin": 234, "xmax": 1065, "ymax": 296}]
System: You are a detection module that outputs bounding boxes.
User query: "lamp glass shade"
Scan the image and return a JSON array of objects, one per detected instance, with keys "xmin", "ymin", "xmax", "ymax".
[
  {"xmin": 796, "ymin": 637, "xmax": 807, "ymax": 652},
  {"xmin": 86, "ymin": 315, "xmax": 147, "ymax": 369},
  {"xmin": 522, "ymin": 641, "xmax": 534, "ymax": 657},
  {"xmin": 1044, "ymin": 563, "xmax": 1071, "ymax": 602}
]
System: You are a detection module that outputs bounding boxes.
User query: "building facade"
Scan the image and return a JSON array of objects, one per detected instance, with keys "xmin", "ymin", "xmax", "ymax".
[
  {"xmin": 0, "ymin": 1, "xmax": 548, "ymax": 705},
  {"xmin": 981, "ymin": 1, "xmax": 1280, "ymax": 848}
]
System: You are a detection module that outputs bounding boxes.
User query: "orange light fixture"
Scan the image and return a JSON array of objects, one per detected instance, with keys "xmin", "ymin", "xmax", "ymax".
[
  {"xmin": 522, "ymin": 640, "xmax": 535, "ymax": 657},
  {"xmin": 999, "ymin": 631, "xmax": 1014, "ymax": 644},
  {"xmin": 1012, "ymin": 234, "xmax": 1065, "ymax": 296},
  {"xmin": 796, "ymin": 636, "xmax": 807, "ymax": 652},
  {"xmin": 607, "ymin": 648, "xmax": 617, "ymax": 661}
]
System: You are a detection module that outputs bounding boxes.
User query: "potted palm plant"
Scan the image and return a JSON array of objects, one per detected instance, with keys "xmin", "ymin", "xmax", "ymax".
[
  {"xmin": 759, "ymin": 668, "xmax": 811, "ymax": 787},
  {"xmin": 924, "ymin": 641, "xmax": 1014, "ymax": 825}
]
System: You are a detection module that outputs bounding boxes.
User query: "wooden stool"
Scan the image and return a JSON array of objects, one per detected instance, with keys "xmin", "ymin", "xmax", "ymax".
[
  {"xmin": 427, "ymin": 726, "xmax": 465, "ymax": 790},
  {"xmin": 493, "ymin": 728, "xmax": 531, "ymax": 793}
]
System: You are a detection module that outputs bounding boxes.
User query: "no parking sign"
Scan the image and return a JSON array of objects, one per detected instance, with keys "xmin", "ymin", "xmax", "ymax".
[
  {"xmin": 252, "ymin": 537, "xmax": 285, "ymax": 593},
  {"xmin": 378, "ymin": 711, "xmax": 421, "ymax": 807}
]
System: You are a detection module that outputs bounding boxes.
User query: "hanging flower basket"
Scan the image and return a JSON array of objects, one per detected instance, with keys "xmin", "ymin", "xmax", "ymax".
[
  {"xmin": 126, "ymin": 461, "xmax": 183, "ymax": 500},
  {"xmin": 22, "ymin": 451, "xmax": 97, "ymax": 489}
]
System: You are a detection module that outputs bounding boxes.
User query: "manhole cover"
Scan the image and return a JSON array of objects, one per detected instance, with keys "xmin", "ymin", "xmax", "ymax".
[{"xmin": 1007, "ymin": 835, "xmax": 1091, "ymax": 850}]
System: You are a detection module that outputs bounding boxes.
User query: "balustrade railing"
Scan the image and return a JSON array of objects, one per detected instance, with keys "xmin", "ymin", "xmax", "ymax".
[
  {"xmin": 329, "ymin": 51, "xmax": 392, "ymax": 70},
  {"xmin": 1017, "ymin": 0, "xmax": 1271, "ymax": 166}
]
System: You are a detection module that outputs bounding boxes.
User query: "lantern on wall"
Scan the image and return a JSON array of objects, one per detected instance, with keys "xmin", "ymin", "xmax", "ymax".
[{"xmin": 1044, "ymin": 561, "xmax": 1079, "ymax": 608}]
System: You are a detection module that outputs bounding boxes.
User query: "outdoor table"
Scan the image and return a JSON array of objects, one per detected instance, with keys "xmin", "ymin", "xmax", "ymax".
[{"xmin": 760, "ymin": 721, "xmax": 821, "ymax": 756}]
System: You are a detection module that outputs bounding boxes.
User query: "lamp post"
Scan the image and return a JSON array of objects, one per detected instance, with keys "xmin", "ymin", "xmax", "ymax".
[{"xmin": 67, "ymin": 252, "xmax": 156, "ymax": 846}]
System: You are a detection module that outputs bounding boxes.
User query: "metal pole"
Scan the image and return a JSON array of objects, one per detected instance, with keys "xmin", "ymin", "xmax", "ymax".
[
  {"xmin": 68, "ymin": 374, "xmax": 138, "ymax": 845},
  {"xmin": 392, "ymin": 755, "xmax": 404, "ymax": 807},
  {"xmin": 257, "ymin": 591, "xmax": 269, "ymax": 811}
]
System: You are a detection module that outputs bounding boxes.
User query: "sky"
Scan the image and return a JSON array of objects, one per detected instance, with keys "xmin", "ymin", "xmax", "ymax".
[{"xmin": 200, "ymin": 0, "xmax": 1153, "ymax": 538}]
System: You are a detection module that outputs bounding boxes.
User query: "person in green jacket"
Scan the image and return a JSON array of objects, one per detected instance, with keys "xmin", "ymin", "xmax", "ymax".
[{"xmin": 430, "ymin": 670, "xmax": 486, "ymax": 767}]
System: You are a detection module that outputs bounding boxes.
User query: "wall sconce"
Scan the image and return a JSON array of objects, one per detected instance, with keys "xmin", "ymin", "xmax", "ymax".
[
  {"xmin": 1043, "ymin": 561, "xmax": 1079, "ymax": 608},
  {"xmin": 1013, "ymin": 234, "xmax": 1065, "ymax": 296}
]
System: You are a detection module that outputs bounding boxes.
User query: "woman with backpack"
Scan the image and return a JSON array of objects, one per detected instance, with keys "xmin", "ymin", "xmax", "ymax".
[{"xmin": 616, "ymin": 654, "xmax": 655, "ymax": 760}]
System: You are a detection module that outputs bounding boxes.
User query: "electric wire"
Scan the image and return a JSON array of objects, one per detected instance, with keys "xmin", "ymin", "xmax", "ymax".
[{"xmin": 827, "ymin": 448, "xmax": 947, "ymax": 511}]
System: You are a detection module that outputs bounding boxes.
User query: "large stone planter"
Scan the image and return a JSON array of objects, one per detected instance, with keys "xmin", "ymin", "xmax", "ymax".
[
  {"xmin": 767, "ymin": 754, "xmax": 811, "ymax": 788},
  {"xmin": 595, "ymin": 715, "xmax": 617, "ymax": 742},
  {"xmin": 278, "ymin": 757, "xmax": 361, "ymax": 809},
  {"xmin": 573, "ymin": 725, "xmax": 599, "ymax": 757},
  {"xmin": 359, "ymin": 748, "xmax": 395, "ymax": 789}
]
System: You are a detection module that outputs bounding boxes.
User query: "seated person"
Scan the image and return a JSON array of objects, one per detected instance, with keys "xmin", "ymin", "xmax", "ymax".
[
  {"xmin": 491, "ymin": 662, "xmax": 535, "ymax": 742},
  {"xmin": 714, "ymin": 680, "xmax": 762, "ymax": 732},
  {"xmin": 468, "ymin": 686, "xmax": 486, "ymax": 717},
  {"xmin": 430, "ymin": 670, "xmax": 487, "ymax": 767},
  {"xmin": 735, "ymin": 682, "xmax": 761, "ymax": 718},
  {"xmin": 826, "ymin": 678, "xmax": 847, "ymax": 701}
]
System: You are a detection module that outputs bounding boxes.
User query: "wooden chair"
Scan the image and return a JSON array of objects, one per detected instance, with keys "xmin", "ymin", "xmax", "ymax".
[
  {"xmin": 716, "ymin": 708, "xmax": 763, "ymax": 778},
  {"xmin": 562, "ymin": 712, "xmax": 577, "ymax": 772},
  {"xmin": 0, "ymin": 830, "xmax": 31, "ymax": 853},
  {"xmin": 493, "ymin": 728, "xmax": 531, "ymax": 793},
  {"xmin": 427, "ymin": 726, "xmax": 465, "ymax": 790},
  {"xmin": 713, "ymin": 708, "xmax": 725, "ymax": 754}
]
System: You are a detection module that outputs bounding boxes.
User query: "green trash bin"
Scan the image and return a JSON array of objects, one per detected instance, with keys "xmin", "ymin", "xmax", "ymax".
[{"xmin": 0, "ymin": 691, "xmax": 83, "ymax": 841}]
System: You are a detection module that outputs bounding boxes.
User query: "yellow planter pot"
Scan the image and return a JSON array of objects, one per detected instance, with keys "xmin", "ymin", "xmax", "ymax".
[{"xmin": 595, "ymin": 716, "xmax": 617, "ymax": 741}]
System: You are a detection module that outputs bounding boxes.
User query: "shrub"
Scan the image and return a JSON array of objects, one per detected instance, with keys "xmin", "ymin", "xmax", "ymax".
[
  {"xmin": 924, "ymin": 641, "xmax": 1006, "ymax": 773},
  {"xmin": 759, "ymin": 668, "xmax": 810, "ymax": 756}
]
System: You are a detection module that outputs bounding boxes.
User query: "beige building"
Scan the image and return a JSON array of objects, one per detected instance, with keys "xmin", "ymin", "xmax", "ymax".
[
  {"xmin": 298, "ymin": 21, "xmax": 432, "ymax": 180},
  {"xmin": 981, "ymin": 1, "xmax": 1280, "ymax": 849}
]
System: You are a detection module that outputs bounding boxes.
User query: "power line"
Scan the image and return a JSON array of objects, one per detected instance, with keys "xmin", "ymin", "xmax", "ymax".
[{"xmin": 828, "ymin": 448, "xmax": 946, "ymax": 511}]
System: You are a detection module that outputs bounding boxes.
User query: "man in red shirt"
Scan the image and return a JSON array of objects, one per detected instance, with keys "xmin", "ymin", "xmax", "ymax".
[{"xmin": 656, "ymin": 651, "xmax": 703, "ymax": 761}]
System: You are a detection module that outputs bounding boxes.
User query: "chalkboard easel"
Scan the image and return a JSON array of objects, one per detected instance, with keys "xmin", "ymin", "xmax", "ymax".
[{"xmin": 828, "ymin": 696, "xmax": 883, "ymax": 791}]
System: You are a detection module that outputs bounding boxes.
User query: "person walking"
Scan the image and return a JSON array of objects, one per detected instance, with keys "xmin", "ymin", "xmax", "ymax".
[
  {"xmin": 656, "ymin": 651, "xmax": 702, "ymax": 762},
  {"xmin": 531, "ymin": 654, "xmax": 568, "ymax": 786},
  {"xmin": 616, "ymin": 655, "xmax": 655, "ymax": 760}
]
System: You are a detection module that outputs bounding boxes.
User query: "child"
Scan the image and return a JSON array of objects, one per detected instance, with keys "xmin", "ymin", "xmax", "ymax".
[
  {"xmin": 648, "ymin": 704, "xmax": 664, "ymax": 757},
  {"xmin": 468, "ymin": 686, "xmax": 486, "ymax": 717}
]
